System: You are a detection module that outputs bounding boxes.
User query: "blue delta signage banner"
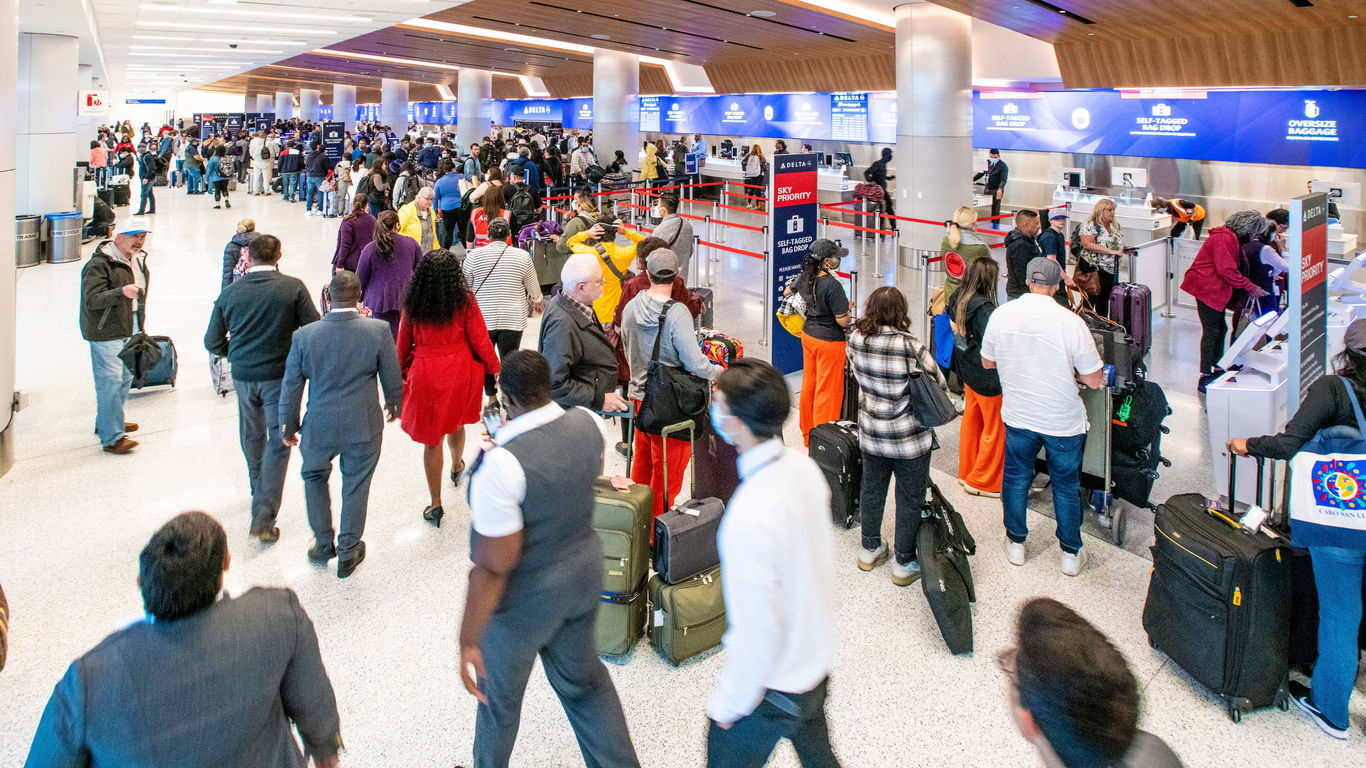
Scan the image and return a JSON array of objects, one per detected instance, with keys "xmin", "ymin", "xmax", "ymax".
[
  {"xmin": 768, "ymin": 153, "xmax": 819, "ymax": 374},
  {"xmin": 974, "ymin": 89, "xmax": 1366, "ymax": 169}
]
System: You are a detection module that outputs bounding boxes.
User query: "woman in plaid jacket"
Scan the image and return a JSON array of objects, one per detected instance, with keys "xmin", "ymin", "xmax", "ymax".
[{"xmin": 846, "ymin": 286, "xmax": 949, "ymax": 588}]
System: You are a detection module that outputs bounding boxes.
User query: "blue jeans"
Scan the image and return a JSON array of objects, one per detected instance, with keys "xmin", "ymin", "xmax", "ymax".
[
  {"xmin": 90, "ymin": 339, "xmax": 133, "ymax": 447},
  {"xmin": 1309, "ymin": 545, "xmax": 1365, "ymax": 729},
  {"xmin": 186, "ymin": 168, "xmax": 202, "ymax": 194},
  {"xmin": 283, "ymin": 172, "xmax": 300, "ymax": 201},
  {"xmin": 1002, "ymin": 425, "xmax": 1085, "ymax": 554},
  {"xmin": 304, "ymin": 175, "xmax": 324, "ymax": 210}
]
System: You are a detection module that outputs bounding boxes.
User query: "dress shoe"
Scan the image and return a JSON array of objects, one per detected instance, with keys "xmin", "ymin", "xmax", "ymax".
[
  {"xmin": 102, "ymin": 437, "xmax": 138, "ymax": 454},
  {"xmin": 93, "ymin": 422, "xmax": 138, "ymax": 434},
  {"xmin": 337, "ymin": 541, "xmax": 366, "ymax": 578},
  {"xmin": 308, "ymin": 542, "xmax": 337, "ymax": 564},
  {"xmin": 251, "ymin": 526, "xmax": 281, "ymax": 543}
]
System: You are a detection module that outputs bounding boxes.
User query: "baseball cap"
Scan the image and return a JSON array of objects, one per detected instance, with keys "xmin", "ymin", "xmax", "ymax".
[
  {"xmin": 1050, "ymin": 212, "xmax": 1069, "ymax": 221},
  {"xmin": 646, "ymin": 248, "xmax": 679, "ymax": 280},
  {"xmin": 810, "ymin": 239, "xmax": 849, "ymax": 262},
  {"xmin": 115, "ymin": 217, "xmax": 153, "ymax": 237},
  {"xmin": 1026, "ymin": 256, "xmax": 1062, "ymax": 287},
  {"xmin": 1345, "ymin": 319, "xmax": 1366, "ymax": 354}
]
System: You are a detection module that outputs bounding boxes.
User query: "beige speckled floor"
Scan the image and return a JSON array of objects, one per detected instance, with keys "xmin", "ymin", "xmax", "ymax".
[{"xmin": 1, "ymin": 185, "xmax": 1362, "ymax": 767}]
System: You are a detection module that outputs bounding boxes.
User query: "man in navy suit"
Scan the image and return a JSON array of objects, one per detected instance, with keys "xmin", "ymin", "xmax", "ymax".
[{"xmin": 280, "ymin": 271, "xmax": 403, "ymax": 578}]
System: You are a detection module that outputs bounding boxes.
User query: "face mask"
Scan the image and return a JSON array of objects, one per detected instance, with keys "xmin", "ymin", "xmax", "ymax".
[
  {"xmin": 988, "ymin": 158, "xmax": 997, "ymax": 166},
  {"xmin": 710, "ymin": 402, "xmax": 737, "ymax": 446}
]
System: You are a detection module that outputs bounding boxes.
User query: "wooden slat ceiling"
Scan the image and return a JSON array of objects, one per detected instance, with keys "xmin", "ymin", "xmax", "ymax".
[
  {"xmin": 930, "ymin": 0, "xmax": 1366, "ymax": 87},
  {"xmin": 202, "ymin": 0, "xmax": 1366, "ymax": 100}
]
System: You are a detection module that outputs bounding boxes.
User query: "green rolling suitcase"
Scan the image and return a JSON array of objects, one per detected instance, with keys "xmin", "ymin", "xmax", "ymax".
[
  {"xmin": 648, "ymin": 566, "xmax": 725, "ymax": 665},
  {"xmin": 592, "ymin": 477, "xmax": 653, "ymax": 657}
]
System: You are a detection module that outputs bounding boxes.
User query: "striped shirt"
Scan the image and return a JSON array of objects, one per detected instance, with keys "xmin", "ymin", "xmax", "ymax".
[
  {"xmin": 845, "ymin": 327, "xmax": 947, "ymax": 460},
  {"xmin": 461, "ymin": 243, "xmax": 543, "ymax": 333}
]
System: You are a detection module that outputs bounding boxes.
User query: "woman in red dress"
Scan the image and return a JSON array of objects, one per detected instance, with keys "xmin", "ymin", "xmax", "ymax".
[{"xmin": 396, "ymin": 249, "xmax": 500, "ymax": 527}]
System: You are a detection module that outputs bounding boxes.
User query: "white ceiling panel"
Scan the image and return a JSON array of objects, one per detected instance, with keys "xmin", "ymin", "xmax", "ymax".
[{"xmin": 95, "ymin": 0, "xmax": 475, "ymax": 94}]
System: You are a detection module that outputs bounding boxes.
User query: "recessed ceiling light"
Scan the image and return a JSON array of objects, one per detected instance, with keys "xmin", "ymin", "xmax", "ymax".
[
  {"xmin": 750, "ymin": 9, "xmax": 776, "ymax": 16},
  {"xmin": 591, "ymin": 34, "xmax": 610, "ymax": 39},
  {"xmin": 136, "ymin": 20, "xmax": 338, "ymax": 34},
  {"xmin": 133, "ymin": 34, "xmax": 306, "ymax": 45},
  {"xmin": 138, "ymin": 4, "xmax": 372, "ymax": 22}
]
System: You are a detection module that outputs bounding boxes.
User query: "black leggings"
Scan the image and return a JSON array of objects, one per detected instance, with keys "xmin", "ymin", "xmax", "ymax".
[
  {"xmin": 213, "ymin": 179, "xmax": 229, "ymax": 202},
  {"xmin": 1196, "ymin": 300, "xmax": 1229, "ymax": 374},
  {"xmin": 439, "ymin": 207, "xmax": 461, "ymax": 249},
  {"xmin": 485, "ymin": 329, "xmax": 523, "ymax": 396}
]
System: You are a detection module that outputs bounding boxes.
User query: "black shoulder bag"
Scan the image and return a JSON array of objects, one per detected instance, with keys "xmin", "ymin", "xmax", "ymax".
[{"xmin": 636, "ymin": 300, "xmax": 709, "ymax": 438}]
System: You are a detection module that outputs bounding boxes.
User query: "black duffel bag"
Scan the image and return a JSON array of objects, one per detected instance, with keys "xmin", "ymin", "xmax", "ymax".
[
  {"xmin": 118, "ymin": 331, "xmax": 164, "ymax": 388},
  {"xmin": 917, "ymin": 479, "xmax": 977, "ymax": 655},
  {"xmin": 637, "ymin": 300, "xmax": 709, "ymax": 439}
]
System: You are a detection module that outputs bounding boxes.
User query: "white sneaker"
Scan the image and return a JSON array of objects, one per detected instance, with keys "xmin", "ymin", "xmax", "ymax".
[
  {"xmin": 891, "ymin": 559, "xmax": 921, "ymax": 586},
  {"xmin": 1061, "ymin": 548, "xmax": 1088, "ymax": 577},
  {"xmin": 1004, "ymin": 537, "xmax": 1026, "ymax": 566},
  {"xmin": 858, "ymin": 543, "xmax": 888, "ymax": 571}
]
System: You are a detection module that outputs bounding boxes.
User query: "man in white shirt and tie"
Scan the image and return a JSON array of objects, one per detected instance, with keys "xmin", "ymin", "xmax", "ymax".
[{"xmin": 705, "ymin": 358, "xmax": 841, "ymax": 768}]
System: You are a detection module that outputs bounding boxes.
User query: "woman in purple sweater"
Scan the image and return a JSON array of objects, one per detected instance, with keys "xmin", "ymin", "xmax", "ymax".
[
  {"xmin": 332, "ymin": 196, "xmax": 377, "ymax": 273},
  {"xmin": 357, "ymin": 210, "xmax": 425, "ymax": 338}
]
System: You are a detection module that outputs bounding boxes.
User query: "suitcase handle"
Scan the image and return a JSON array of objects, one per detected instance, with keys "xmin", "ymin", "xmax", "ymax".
[{"xmin": 1227, "ymin": 452, "xmax": 1265, "ymax": 512}]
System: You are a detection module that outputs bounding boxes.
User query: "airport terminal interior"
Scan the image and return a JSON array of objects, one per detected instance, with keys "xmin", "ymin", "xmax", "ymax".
[{"xmin": 2, "ymin": 1, "xmax": 1366, "ymax": 766}]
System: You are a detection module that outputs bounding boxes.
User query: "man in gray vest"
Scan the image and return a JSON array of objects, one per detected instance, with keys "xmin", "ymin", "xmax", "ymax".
[{"xmin": 459, "ymin": 349, "xmax": 640, "ymax": 768}]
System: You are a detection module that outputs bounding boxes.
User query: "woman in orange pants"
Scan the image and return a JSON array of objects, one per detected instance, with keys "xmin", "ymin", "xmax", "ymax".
[
  {"xmin": 792, "ymin": 240, "xmax": 853, "ymax": 445},
  {"xmin": 947, "ymin": 258, "xmax": 1004, "ymax": 496}
]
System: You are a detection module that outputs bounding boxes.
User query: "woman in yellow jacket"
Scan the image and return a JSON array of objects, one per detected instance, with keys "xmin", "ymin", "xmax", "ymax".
[
  {"xmin": 397, "ymin": 187, "xmax": 439, "ymax": 252},
  {"xmin": 567, "ymin": 213, "xmax": 645, "ymax": 324}
]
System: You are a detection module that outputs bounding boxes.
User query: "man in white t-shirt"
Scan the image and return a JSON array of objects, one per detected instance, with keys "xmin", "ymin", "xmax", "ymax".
[{"xmin": 982, "ymin": 257, "xmax": 1104, "ymax": 576}]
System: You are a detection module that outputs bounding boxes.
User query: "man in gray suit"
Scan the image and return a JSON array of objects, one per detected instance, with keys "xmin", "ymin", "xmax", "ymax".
[
  {"xmin": 460, "ymin": 350, "xmax": 640, "ymax": 768},
  {"xmin": 280, "ymin": 271, "xmax": 403, "ymax": 578},
  {"xmin": 25, "ymin": 511, "xmax": 342, "ymax": 768}
]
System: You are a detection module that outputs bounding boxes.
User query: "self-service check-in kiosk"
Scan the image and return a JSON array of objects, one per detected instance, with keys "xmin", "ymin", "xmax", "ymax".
[
  {"xmin": 1327, "ymin": 251, "xmax": 1366, "ymax": 362},
  {"xmin": 1207, "ymin": 310, "xmax": 1292, "ymax": 503}
]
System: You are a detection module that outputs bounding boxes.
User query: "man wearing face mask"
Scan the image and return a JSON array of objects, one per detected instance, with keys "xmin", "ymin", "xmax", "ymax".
[
  {"xmin": 974, "ymin": 149, "xmax": 1009, "ymax": 220},
  {"xmin": 650, "ymin": 194, "xmax": 694, "ymax": 281},
  {"xmin": 706, "ymin": 358, "xmax": 842, "ymax": 768}
]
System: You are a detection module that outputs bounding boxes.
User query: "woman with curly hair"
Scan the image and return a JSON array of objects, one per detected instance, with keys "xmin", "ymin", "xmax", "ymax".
[
  {"xmin": 357, "ymin": 210, "xmax": 424, "ymax": 338},
  {"xmin": 397, "ymin": 249, "xmax": 500, "ymax": 527}
]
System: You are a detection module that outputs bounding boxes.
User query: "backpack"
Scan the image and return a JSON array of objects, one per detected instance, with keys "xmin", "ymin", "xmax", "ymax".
[
  {"xmin": 231, "ymin": 245, "xmax": 250, "ymax": 284},
  {"xmin": 154, "ymin": 154, "xmax": 169, "ymax": 175},
  {"xmin": 259, "ymin": 144, "xmax": 271, "ymax": 161},
  {"xmin": 508, "ymin": 184, "xmax": 537, "ymax": 218},
  {"xmin": 585, "ymin": 164, "xmax": 606, "ymax": 183},
  {"xmin": 1069, "ymin": 223, "xmax": 1084, "ymax": 260},
  {"xmin": 395, "ymin": 173, "xmax": 420, "ymax": 207}
]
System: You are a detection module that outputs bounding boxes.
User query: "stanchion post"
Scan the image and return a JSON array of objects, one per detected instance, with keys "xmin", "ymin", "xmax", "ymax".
[
  {"xmin": 820, "ymin": 216, "xmax": 828, "ymax": 240},
  {"xmin": 760, "ymin": 248, "xmax": 771, "ymax": 347},
  {"xmin": 921, "ymin": 251, "xmax": 933, "ymax": 340},
  {"xmin": 1161, "ymin": 237, "xmax": 1177, "ymax": 318},
  {"xmin": 630, "ymin": 188, "xmax": 638, "ymax": 228},
  {"xmin": 872, "ymin": 211, "xmax": 884, "ymax": 279}
]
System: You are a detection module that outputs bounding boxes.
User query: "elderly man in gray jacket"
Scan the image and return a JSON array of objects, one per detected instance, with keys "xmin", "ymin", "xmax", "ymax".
[
  {"xmin": 280, "ymin": 271, "xmax": 403, "ymax": 579},
  {"xmin": 536, "ymin": 253, "xmax": 628, "ymax": 413}
]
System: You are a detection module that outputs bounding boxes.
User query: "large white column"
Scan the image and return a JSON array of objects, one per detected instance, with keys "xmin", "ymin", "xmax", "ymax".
[
  {"xmin": 76, "ymin": 64, "xmax": 96, "ymax": 165},
  {"xmin": 299, "ymin": 88, "xmax": 320, "ymax": 123},
  {"xmin": 17, "ymin": 33, "xmax": 79, "ymax": 215},
  {"xmin": 274, "ymin": 90, "xmax": 294, "ymax": 120},
  {"xmin": 592, "ymin": 50, "xmax": 639, "ymax": 168},
  {"xmin": 332, "ymin": 84, "xmax": 356, "ymax": 132},
  {"xmin": 381, "ymin": 78, "xmax": 408, "ymax": 134},
  {"xmin": 0, "ymin": 0, "xmax": 18, "ymax": 476},
  {"xmin": 244, "ymin": 94, "xmax": 257, "ymax": 113},
  {"xmin": 257, "ymin": 93, "xmax": 274, "ymax": 117},
  {"xmin": 895, "ymin": 1, "xmax": 973, "ymax": 263},
  {"xmin": 457, "ymin": 69, "xmax": 491, "ymax": 151}
]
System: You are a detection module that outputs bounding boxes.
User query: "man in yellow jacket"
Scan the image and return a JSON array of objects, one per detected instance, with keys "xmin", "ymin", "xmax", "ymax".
[
  {"xmin": 397, "ymin": 187, "xmax": 439, "ymax": 252},
  {"xmin": 567, "ymin": 214, "xmax": 645, "ymax": 324}
]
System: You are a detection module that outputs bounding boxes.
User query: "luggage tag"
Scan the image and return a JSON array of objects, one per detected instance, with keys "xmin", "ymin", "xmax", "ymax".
[
  {"xmin": 610, "ymin": 475, "xmax": 633, "ymax": 492},
  {"xmin": 1240, "ymin": 504, "xmax": 1269, "ymax": 533}
]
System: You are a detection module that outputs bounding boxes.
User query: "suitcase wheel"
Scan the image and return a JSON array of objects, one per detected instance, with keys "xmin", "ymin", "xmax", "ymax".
[{"xmin": 1226, "ymin": 703, "xmax": 1242, "ymax": 724}]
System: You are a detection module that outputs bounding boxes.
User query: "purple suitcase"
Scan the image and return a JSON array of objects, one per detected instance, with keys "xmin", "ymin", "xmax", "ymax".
[
  {"xmin": 692, "ymin": 400, "xmax": 740, "ymax": 504},
  {"xmin": 1109, "ymin": 283, "xmax": 1152, "ymax": 355}
]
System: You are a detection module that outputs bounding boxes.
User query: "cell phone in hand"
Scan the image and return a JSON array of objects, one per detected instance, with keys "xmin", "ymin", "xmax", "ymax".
[{"xmin": 481, "ymin": 403, "xmax": 504, "ymax": 439}]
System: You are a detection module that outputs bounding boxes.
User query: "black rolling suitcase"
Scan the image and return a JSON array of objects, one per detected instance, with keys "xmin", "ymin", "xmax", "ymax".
[
  {"xmin": 1141, "ymin": 456, "xmax": 1292, "ymax": 722},
  {"xmin": 111, "ymin": 182, "xmax": 131, "ymax": 207},
  {"xmin": 840, "ymin": 364, "xmax": 860, "ymax": 423},
  {"xmin": 692, "ymin": 394, "xmax": 740, "ymax": 504},
  {"xmin": 809, "ymin": 420, "xmax": 860, "ymax": 529}
]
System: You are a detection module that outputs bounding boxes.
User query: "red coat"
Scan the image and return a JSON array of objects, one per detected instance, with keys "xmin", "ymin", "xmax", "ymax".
[
  {"xmin": 396, "ymin": 297, "xmax": 499, "ymax": 445},
  {"xmin": 1180, "ymin": 226, "xmax": 1259, "ymax": 311}
]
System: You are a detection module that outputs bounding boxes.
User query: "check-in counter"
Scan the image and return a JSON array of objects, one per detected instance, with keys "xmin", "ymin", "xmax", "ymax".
[
  {"xmin": 697, "ymin": 158, "xmax": 853, "ymax": 202},
  {"xmin": 1066, "ymin": 193, "xmax": 1172, "ymax": 248}
]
